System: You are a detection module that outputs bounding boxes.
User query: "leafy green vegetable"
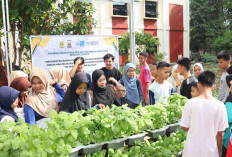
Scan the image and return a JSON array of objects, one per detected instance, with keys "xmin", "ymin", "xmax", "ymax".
[
  {"xmin": 87, "ymin": 130, "xmax": 187, "ymax": 157},
  {"xmin": 0, "ymin": 94, "xmax": 187, "ymax": 156}
]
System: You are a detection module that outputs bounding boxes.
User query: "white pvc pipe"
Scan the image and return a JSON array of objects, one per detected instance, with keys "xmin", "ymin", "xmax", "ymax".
[
  {"xmin": 129, "ymin": 0, "xmax": 135, "ymax": 64},
  {"xmin": 1, "ymin": 0, "xmax": 10, "ymax": 82},
  {"xmin": 6, "ymin": 0, "xmax": 12, "ymax": 72}
]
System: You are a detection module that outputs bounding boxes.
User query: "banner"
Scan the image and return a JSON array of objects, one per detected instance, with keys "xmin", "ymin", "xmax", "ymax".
[{"xmin": 30, "ymin": 35, "xmax": 119, "ymax": 75}]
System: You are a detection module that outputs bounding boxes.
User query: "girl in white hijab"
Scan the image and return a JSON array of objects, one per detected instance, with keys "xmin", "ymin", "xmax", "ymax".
[
  {"xmin": 167, "ymin": 64, "xmax": 183, "ymax": 93},
  {"xmin": 193, "ymin": 63, "xmax": 204, "ymax": 79}
]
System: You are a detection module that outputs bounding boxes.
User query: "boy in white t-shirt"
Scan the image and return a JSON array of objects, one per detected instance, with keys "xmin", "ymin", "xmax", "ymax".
[
  {"xmin": 148, "ymin": 62, "xmax": 173, "ymax": 104},
  {"xmin": 180, "ymin": 71, "xmax": 228, "ymax": 157}
]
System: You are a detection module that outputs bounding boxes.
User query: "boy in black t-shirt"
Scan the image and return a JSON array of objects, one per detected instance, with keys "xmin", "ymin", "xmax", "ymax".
[
  {"xmin": 101, "ymin": 53, "xmax": 122, "ymax": 84},
  {"xmin": 177, "ymin": 58, "xmax": 197, "ymax": 99}
]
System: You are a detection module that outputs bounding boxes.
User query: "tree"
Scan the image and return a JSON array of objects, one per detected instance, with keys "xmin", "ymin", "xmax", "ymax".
[
  {"xmin": 119, "ymin": 31, "xmax": 159, "ymax": 56},
  {"xmin": 190, "ymin": 0, "xmax": 224, "ymax": 53},
  {"xmin": 0, "ymin": 0, "xmax": 96, "ymax": 68},
  {"xmin": 212, "ymin": 30, "xmax": 232, "ymax": 53}
]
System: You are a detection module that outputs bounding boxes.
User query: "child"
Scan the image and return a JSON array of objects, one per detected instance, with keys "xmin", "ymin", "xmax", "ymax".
[
  {"xmin": 148, "ymin": 62, "xmax": 173, "ymax": 104},
  {"xmin": 151, "ymin": 62, "xmax": 158, "ymax": 82},
  {"xmin": 177, "ymin": 57, "xmax": 197, "ymax": 99},
  {"xmin": 167, "ymin": 64, "xmax": 183, "ymax": 93},
  {"xmin": 139, "ymin": 52, "xmax": 152, "ymax": 104},
  {"xmin": 190, "ymin": 81, "xmax": 200, "ymax": 98},
  {"xmin": 49, "ymin": 67, "xmax": 71, "ymax": 92},
  {"xmin": 217, "ymin": 50, "xmax": 231, "ymax": 103},
  {"xmin": 59, "ymin": 73, "xmax": 104, "ymax": 113},
  {"xmin": 181, "ymin": 71, "xmax": 228, "ymax": 157},
  {"xmin": 0, "ymin": 86, "xmax": 20, "ymax": 122},
  {"xmin": 69, "ymin": 57, "xmax": 92, "ymax": 88},
  {"xmin": 193, "ymin": 63, "xmax": 204, "ymax": 79},
  {"xmin": 24, "ymin": 67, "xmax": 65, "ymax": 125},
  {"xmin": 89, "ymin": 69, "xmax": 126, "ymax": 108}
]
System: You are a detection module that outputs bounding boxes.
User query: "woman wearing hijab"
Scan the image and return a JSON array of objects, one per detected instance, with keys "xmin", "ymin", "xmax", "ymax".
[
  {"xmin": 193, "ymin": 63, "xmax": 204, "ymax": 79},
  {"xmin": 59, "ymin": 73, "xmax": 104, "ymax": 113},
  {"xmin": 24, "ymin": 67, "xmax": 65, "ymax": 125},
  {"xmin": 9, "ymin": 70, "xmax": 28, "ymax": 85},
  {"xmin": 119, "ymin": 63, "xmax": 145, "ymax": 109},
  {"xmin": 48, "ymin": 67, "xmax": 71, "ymax": 92},
  {"xmin": 0, "ymin": 86, "xmax": 20, "ymax": 123},
  {"xmin": 89, "ymin": 69, "xmax": 126, "ymax": 108},
  {"xmin": 10, "ymin": 77, "xmax": 31, "ymax": 121},
  {"xmin": 10, "ymin": 77, "xmax": 31, "ymax": 108},
  {"xmin": 167, "ymin": 64, "xmax": 183, "ymax": 93},
  {"xmin": 0, "ymin": 66, "xmax": 8, "ymax": 87}
]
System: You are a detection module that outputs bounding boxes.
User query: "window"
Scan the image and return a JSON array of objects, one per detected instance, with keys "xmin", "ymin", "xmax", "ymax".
[
  {"xmin": 113, "ymin": 2, "xmax": 128, "ymax": 16},
  {"xmin": 147, "ymin": 45, "xmax": 158, "ymax": 54},
  {"xmin": 147, "ymin": 38, "xmax": 159, "ymax": 54},
  {"xmin": 144, "ymin": 1, "xmax": 158, "ymax": 18}
]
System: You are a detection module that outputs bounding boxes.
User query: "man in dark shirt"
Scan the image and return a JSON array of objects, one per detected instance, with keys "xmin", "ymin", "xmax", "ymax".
[
  {"xmin": 177, "ymin": 58, "xmax": 197, "ymax": 99},
  {"xmin": 101, "ymin": 53, "xmax": 122, "ymax": 106},
  {"xmin": 101, "ymin": 53, "xmax": 122, "ymax": 84}
]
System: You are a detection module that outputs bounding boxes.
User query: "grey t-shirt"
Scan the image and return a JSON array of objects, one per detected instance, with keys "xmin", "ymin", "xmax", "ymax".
[{"xmin": 218, "ymin": 72, "xmax": 230, "ymax": 103}]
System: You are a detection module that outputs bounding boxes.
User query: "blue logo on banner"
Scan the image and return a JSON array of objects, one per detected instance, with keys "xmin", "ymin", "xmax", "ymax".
[{"xmin": 80, "ymin": 41, "xmax": 85, "ymax": 47}]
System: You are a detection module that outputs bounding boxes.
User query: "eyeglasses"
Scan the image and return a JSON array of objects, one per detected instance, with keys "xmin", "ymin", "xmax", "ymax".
[{"xmin": 127, "ymin": 70, "xmax": 135, "ymax": 73}]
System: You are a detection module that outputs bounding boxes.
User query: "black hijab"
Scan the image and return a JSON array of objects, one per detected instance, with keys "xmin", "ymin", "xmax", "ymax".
[
  {"xmin": 92, "ymin": 70, "xmax": 114, "ymax": 108},
  {"xmin": 59, "ymin": 73, "xmax": 90, "ymax": 113}
]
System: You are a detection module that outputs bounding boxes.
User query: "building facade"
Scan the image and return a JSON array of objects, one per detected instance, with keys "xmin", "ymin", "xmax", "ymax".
[{"xmin": 89, "ymin": 0, "xmax": 189, "ymax": 63}]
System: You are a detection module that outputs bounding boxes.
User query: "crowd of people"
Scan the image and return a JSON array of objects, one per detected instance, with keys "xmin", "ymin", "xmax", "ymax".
[{"xmin": 0, "ymin": 51, "xmax": 232, "ymax": 156}]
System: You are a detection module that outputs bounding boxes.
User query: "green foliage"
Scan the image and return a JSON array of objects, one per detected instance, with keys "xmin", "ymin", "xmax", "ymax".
[
  {"xmin": 143, "ymin": 104, "xmax": 168, "ymax": 129},
  {"xmin": 212, "ymin": 30, "xmax": 232, "ymax": 53},
  {"xmin": 202, "ymin": 53, "xmax": 217, "ymax": 64},
  {"xmin": 119, "ymin": 31, "xmax": 159, "ymax": 56},
  {"xmin": 190, "ymin": 0, "xmax": 224, "ymax": 53},
  {"xmin": 149, "ymin": 52, "xmax": 166, "ymax": 63},
  {"xmin": 88, "ymin": 130, "xmax": 187, "ymax": 157},
  {"xmin": 190, "ymin": 0, "xmax": 232, "ymax": 54},
  {"xmin": 0, "ymin": 94, "xmax": 187, "ymax": 156},
  {"xmin": 0, "ymin": 0, "xmax": 96, "ymax": 67}
]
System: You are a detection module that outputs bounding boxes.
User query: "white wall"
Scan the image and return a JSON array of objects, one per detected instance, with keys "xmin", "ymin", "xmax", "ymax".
[
  {"xmin": 92, "ymin": 1, "xmax": 113, "ymax": 35},
  {"xmin": 91, "ymin": 0, "xmax": 190, "ymax": 62}
]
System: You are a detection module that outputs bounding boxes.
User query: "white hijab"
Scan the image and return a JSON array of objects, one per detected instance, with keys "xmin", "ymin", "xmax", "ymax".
[
  {"xmin": 167, "ymin": 65, "xmax": 179, "ymax": 87},
  {"xmin": 193, "ymin": 63, "xmax": 204, "ymax": 78}
]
